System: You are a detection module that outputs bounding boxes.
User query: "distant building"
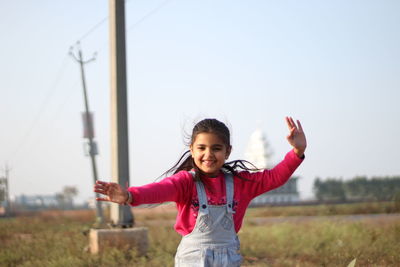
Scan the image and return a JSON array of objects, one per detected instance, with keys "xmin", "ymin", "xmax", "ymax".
[
  {"xmin": 244, "ymin": 129, "xmax": 274, "ymax": 169},
  {"xmin": 245, "ymin": 128, "xmax": 300, "ymax": 205},
  {"xmin": 14, "ymin": 194, "xmax": 73, "ymax": 210},
  {"xmin": 15, "ymin": 194, "xmax": 57, "ymax": 207},
  {"xmin": 251, "ymin": 177, "xmax": 300, "ymax": 205}
]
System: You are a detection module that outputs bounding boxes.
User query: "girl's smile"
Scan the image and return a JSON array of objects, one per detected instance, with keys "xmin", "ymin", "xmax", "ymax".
[{"xmin": 190, "ymin": 132, "xmax": 231, "ymax": 177}]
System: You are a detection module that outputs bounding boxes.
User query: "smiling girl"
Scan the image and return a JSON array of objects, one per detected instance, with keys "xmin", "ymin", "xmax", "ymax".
[{"xmin": 94, "ymin": 117, "xmax": 306, "ymax": 266}]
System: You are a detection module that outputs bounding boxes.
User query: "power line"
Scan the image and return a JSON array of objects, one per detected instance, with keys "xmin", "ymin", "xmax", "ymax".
[
  {"xmin": 13, "ymin": 79, "xmax": 80, "ymax": 165},
  {"xmin": 75, "ymin": 16, "xmax": 108, "ymax": 44},
  {"xmin": 9, "ymin": 0, "xmax": 173, "ymax": 163},
  {"xmin": 72, "ymin": 0, "xmax": 173, "ymax": 53},
  {"xmin": 127, "ymin": 0, "xmax": 172, "ymax": 32},
  {"xmin": 8, "ymin": 55, "xmax": 72, "ymax": 162}
]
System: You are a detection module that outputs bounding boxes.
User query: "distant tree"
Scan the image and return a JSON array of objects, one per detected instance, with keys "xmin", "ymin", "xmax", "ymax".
[
  {"xmin": 55, "ymin": 193, "xmax": 66, "ymax": 209},
  {"xmin": 55, "ymin": 186, "xmax": 78, "ymax": 209},
  {"xmin": 0, "ymin": 179, "xmax": 5, "ymax": 202},
  {"xmin": 62, "ymin": 186, "xmax": 78, "ymax": 209},
  {"xmin": 313, "ymin": 177, "xmax": 323, "ymax": 201},
  {"xmin": 313, "ymin": 177, "xmax": 346, "ymax": 202},
  {"xmin": 0, "ymin": 188, "xmax": 5, "ymax": 202},
  {"xmin": 345, "ymin": 176, "xmax": 369, "ymax": 201},
  {"xmin": 373, "ymin": 176, "xmax": 400, "ymax": 201},
  {"xmin": 394, "ymin": 191, "xmax": 400, "ymax": 212},
  {"xmin": 63, "ymin": 186, "xmax": 78, "ymax": 200},
  {"xmin": 315, "ymin": 176, "xmax": 400, "ymax": 202}
]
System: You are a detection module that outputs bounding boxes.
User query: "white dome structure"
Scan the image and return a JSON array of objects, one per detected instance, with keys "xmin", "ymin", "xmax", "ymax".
[{"xmin": 244, "ymin": 129, "xmax": 273, "ymax": 169}]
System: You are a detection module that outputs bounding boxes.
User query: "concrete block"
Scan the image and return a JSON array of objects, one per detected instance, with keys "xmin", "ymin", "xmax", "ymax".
[{"xmin": 89, "ymin": 227, "xmax": 148, "ymax": 255}]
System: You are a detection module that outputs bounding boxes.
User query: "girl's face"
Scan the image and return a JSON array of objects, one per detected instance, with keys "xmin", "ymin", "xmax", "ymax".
[{"xmin": 190, "ymin": 132, "xmax": 231, "ymax": 177}]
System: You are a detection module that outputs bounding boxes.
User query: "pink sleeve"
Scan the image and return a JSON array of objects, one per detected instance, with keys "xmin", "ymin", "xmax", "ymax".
[
  {"xmin": 127, "ymin": 171, "xmax": 192, "ymax": 206},
  {"xmin": 240, "ymin": 149, "xmax": 304, "ymax": 199}
]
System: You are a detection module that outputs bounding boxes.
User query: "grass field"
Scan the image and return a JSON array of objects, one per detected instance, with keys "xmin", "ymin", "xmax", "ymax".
[{"xmin": 1, "ymin": 202, "xmax": 399, "ymax": 266}]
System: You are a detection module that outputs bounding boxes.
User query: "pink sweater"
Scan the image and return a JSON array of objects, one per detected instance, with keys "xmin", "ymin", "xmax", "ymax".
[{"xmin": 128, "ymin": 149, "xmax": 304, "ymax": 236}]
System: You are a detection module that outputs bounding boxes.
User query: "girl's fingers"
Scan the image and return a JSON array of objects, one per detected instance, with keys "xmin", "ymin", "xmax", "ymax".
[
  {"xmin": 287, "ymin": 127, "xmax": 296, "ymax": 139},
  {"xmin": 94, "ymin": 182, "xmax": 114, "ymax": 195},
  {"xmin": 93, "ymin": 187, "xmax": 107, "ymax": 194},
  {"xmin": 297, "ymin": 120, "xmax": 304, "ymax": 132},
  {"xmin": 94, "ymin": 181, "xmax": 122, "ymax": 202},
  {"xmin": 285, "ymin": 117, "xmax": 292, "ymax": 130},
  {"xmin": 94, "ymin": 189, "xmax": 107, "ymax": 195},
  {"xmin": 286, "ymin": 117, "xmax": 293, "ymax": 131},
  {"xmin": 94, "ymin": 184, "xmax": 108, "ymax": 189},
  {"xmin": 290, "ymin": 117, "xmax": 298, "ymax": 130},
  {"xmin": 94, "ymin": 181, "xmax": 117, "ymax": 190},
  {"xmin": 96, "ymin": 197, "xmax": 109, "ymax": 202},
  {"xmin": 286, "ymin": 116, "xmax": 298, "ymax": 133}
]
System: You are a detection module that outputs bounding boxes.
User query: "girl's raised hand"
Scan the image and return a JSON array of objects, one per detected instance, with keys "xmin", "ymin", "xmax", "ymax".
[
  {"xmin": 285, "ymin": 117, "xmax": 307, "ymax": 158},
  {"xmin": 94, "ymin": 180, "xmax": 128, "ymax": 204}
]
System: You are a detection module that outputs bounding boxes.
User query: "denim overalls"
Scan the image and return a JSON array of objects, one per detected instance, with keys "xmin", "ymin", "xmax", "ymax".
[{"xmin": 174, "ymin": 172, "xmax": 243, "ymax": 267}]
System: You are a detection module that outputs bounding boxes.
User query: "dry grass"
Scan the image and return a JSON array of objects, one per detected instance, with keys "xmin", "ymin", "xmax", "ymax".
[
  {"xmin": 1, "ymin": 202, "xmax": 399, "ymax": 266},
  {"xmin": 245, "ymin": 201, "xmax": 397, "ymax": 217}
]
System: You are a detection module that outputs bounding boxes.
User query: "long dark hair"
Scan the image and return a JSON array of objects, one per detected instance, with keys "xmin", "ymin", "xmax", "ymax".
[{"xmin": 162, "ymin": 118, "xmax": 260, "ymax": 181}]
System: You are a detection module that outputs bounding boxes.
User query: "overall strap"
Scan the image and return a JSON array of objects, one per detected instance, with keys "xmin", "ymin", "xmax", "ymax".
[
  {"xmin": 190, "ymin": 171, "xmax": 235, "ymax": 214},
  {"xmin": 224, "ymin": 172, "xmax": 235, "ymax": 214},
  {"xmin": 190, "ymin": 171, "xmax": 209, "ymax": 215}
]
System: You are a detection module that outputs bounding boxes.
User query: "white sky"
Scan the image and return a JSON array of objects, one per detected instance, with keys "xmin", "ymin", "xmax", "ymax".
[{"xmin": 1, "ymin": 0, "xmax": 399, "ymax": 203}]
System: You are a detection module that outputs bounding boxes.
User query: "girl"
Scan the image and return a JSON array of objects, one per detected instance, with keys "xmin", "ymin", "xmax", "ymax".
[{"xmin": 94, "ymin": 117, "xmax": 306, "ymax": 267}]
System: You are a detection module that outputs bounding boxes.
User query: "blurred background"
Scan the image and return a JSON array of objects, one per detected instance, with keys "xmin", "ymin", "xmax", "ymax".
[{"xmin": 1, "ymin": 0, "xmax": 399, "ymax": 208}]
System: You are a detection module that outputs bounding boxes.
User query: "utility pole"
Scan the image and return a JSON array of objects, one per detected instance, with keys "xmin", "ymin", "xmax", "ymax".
[
  {"xmin": 1, "ymin": 164, "xmax": 11, "ymax": 215},
  {"xmin": 4, "ymin": 165, "xmax": 10, "ymax": 214},
  {"xmin": 88, "ymin": 0, "xmax": 147, "ymax": 255},
  {"xmin": 69, "ymin": 43, "xmax": 104, "ymax": 225},
  {"xmin": 109, "ymin": 0, "xmax": 134, "ymax": 227}
]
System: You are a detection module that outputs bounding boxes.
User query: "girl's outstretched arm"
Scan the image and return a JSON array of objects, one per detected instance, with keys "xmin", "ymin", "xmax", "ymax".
[
  {"xmin": 93, "ymin": 180, "xmax": 131, "ymax": 205},
  {"xmin": 285, "ymin": 116, "xmax": 307, "ymax": 158}
]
